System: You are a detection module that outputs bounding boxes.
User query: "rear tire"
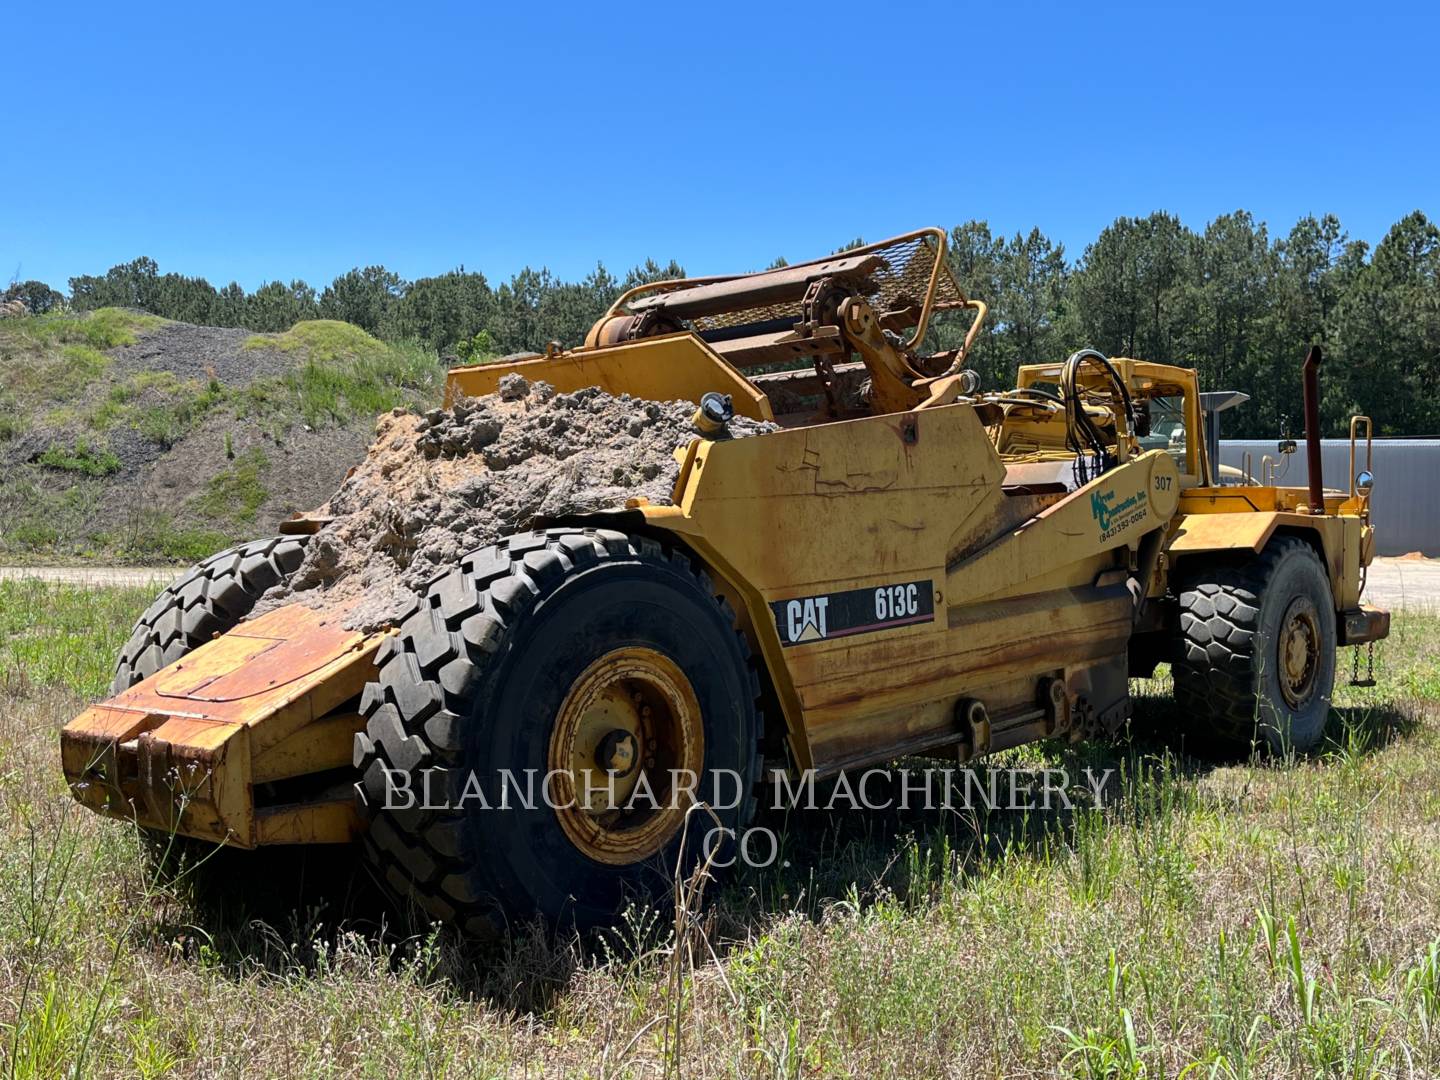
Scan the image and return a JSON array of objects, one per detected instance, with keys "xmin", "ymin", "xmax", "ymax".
[
  {"xmin": 354, "ymin": 528, "xmax": 764, "ymax": 934},
  {"xmin": 1173, "ymin": 537, "xmax": 1336, "ymax": 754}
]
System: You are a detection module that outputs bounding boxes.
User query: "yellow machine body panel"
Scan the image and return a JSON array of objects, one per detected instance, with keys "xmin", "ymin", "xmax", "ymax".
[
  {"xmin": 61, "ymin": 604, "xmax": 388, "ymax": 847},
  {"xmin": 445, "ymin": 333, "xmax": 775, "ymax": 423},
  {"xmin": 1005, "ymin": 358, "xmax": 1377, "ymax": 616},
  {"xmin": 1167, "ymin": 496, "xmax": 1366, "ymax": 611},
  {"xmin": 1007, "ymin": 359, "xmax": 1211, "ymax": 483},
  {"xmin": 636, "ymin": 404, "xmax": 1180, "ymax": 772}
]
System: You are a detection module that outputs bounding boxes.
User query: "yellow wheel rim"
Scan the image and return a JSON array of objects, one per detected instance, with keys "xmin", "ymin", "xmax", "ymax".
[
  {"xmin": 548, "ymin": 647, "xmax": 704, "ymax": 865},
  {"xmin": 1278, "ymin": 596, "xmax": 1321, "ymax": 708}
]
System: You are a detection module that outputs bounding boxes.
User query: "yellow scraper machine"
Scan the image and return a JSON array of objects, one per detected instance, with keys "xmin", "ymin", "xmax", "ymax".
[{"xmin": 62, "ymin": 227, "xmax": 1389, "ymax": 930}]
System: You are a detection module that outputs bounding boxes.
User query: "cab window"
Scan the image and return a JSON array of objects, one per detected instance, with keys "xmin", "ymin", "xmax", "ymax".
[{"xmin": 1137, "ymin": 392, "xmax": 1199, "ymax": 481}]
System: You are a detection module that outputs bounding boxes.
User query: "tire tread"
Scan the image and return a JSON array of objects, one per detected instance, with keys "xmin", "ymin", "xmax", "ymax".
[
  {"xmin": 111, "ymin": 535, "xmax": 308, "ymax": 693},
  {"xmin": 354, "ymin": 527, "xmax": 766, "ymax": 929},
  {"xmin": 1172, "ymin": 536, "xmax": 1330, "ymax": 750}
]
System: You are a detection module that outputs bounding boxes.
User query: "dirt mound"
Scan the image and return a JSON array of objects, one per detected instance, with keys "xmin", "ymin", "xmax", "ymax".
[
  {"xmin": 0, "ymin": 312, "xmax": 439, "ymax": 564},
  {"xmin": 257, "ymin": 378, "xmax": 775, "ymax": 630},
  {"xmin": 109, "ymin": 321, "xmax": 298, "ymax": 389}
]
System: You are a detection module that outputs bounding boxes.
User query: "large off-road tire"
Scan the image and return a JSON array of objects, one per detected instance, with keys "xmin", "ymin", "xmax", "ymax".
[
  {"xmin": 1173, "ymin": 536, "xmax": 1337, "ymax": 754},
  {"xmin": 111, "ymin": 535, "xmax": 308, "ymax": 693},
  {"xmin": 354, "ymin": 528, "xmax": 764, "ymax": 933}
]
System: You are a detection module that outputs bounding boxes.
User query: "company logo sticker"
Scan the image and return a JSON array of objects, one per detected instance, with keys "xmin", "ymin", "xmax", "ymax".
[
  {"xmin": 1090, "ymin": 485, "xmax": 1148, "ymax": 542},
  {"xmin": 771, "ymin": 580, "xmax": 934, "ymax": 647}
]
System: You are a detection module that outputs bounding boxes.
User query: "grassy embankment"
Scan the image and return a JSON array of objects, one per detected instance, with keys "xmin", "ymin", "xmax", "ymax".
[
  {"xmin": 0, "ymin": 581, "xmax": 1437, "ymax": 1076},
  {"xmin": 0, "ymin": 313, "xmax": 443, "ymax": 564}
]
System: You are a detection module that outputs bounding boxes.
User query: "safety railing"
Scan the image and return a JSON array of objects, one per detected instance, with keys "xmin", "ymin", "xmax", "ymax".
[{"xmin": 1349, "ymin": 415, "xmax": 1373, "ymax": 498}]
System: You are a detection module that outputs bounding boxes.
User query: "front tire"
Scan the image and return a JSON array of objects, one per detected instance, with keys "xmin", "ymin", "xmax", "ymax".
[
  {"xmin": 1174, "ymin": 536, "xmax": 1337, "ymax": 754},
  {"xmin": 354, "ymin": 528, "xmax": 764, "ymax": 933}
]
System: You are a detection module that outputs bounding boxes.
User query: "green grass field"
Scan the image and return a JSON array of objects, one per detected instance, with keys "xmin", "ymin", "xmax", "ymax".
[{"xmin": 1, "ymin": 582, "xmax": 1437, "ymax": 1077}]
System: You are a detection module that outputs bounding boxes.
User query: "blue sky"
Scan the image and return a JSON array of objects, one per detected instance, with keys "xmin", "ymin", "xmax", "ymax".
[{"xmin": 3, "ymin": 0, "xmax": 1435, "ymax": 293}]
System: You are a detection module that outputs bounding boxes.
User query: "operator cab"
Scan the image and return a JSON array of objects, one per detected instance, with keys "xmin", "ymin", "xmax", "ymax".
[{"xmin": 982, "ymin": 358, "xmax": 1212, "ymax": 492}]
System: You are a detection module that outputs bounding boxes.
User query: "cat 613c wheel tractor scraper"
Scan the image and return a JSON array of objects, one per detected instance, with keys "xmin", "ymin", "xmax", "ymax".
[{"xmin": 60, "ymin": 227, "xmax": 1389, "ymax": 932}]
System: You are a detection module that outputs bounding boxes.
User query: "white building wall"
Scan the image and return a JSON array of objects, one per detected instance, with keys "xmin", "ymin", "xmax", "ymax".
[{"xmin": 1218, "ymin": 439, "xmax": 1440, "ymax": 556}]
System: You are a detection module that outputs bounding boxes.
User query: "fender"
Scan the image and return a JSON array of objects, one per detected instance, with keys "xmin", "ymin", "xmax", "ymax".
[{"xmin": 1166, "ymin": 510, "xmax": 1359, "ymax": 608}]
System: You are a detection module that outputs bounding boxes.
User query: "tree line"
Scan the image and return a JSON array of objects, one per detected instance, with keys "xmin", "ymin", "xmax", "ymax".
[
  {"xmin": 941, "ymin": 210, "xmax": 1438, "ymax": 438},
  {"xmin": 11, "ymin": 209, "xmax": 1438, "ymax": 436},
  {"xmin": 51, "ymin": 257, "xmax": 686, "ymax": 367}
]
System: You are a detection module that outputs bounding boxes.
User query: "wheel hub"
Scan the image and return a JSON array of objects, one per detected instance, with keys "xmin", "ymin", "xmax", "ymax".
[
  {"xmin": 548, "ymin": 647, "xmax": 704, "ymax": 865},
  {"xmin": 1278, "ymin": 596, "xmax": 1321, "ymax": 708},
  {"xmin": 595, "ymin": 729, "xmax": 638, "ymax": 776}
]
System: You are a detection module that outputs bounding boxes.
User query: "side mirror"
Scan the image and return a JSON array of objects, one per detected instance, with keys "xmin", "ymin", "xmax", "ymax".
[
  {"xmin": 1278, "ymin": 439, "xmax": 1297, "ymax": 455},
  {"xmin": 1356, "ymin": 470, "xmax": 1374, "ymax": 493}
]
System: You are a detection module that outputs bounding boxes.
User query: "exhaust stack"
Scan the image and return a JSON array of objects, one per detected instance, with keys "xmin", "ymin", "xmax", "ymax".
[{"xmin": 1303, "ymin": 345, "xmax": 1324, "ymax": 513}]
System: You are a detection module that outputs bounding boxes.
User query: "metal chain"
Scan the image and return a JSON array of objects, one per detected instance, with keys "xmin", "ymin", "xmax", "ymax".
[{"xmin": 1349, "ymin": 642, "xmax": 1377, "ymax": 687}]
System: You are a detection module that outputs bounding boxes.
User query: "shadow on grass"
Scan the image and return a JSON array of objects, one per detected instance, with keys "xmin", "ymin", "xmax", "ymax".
[
  {"xmin": 1319, "ymin": 702, "xmax": 1422, "ymax": 757},
  {"xmin": 132, "ymin": 832, "xmax": 587, "ymax": 1014},
  {"xmin": 710, "ymin": 690, "xmax": 1424, "ymax": 939},
  {"xmin": 1129, "ymin": 676, "xmax": 1421, "ymax": 763},
  {"xmin": 707, "ymin": 732, "xmax": 1212, "ymax": 936},
  {"xmin": 135, "ymin": 840, "xmax": 389, "ymax": 954},
  {"xmin": 136, "ymin": 691, "xmax": 1423, "ymax": 1015}
]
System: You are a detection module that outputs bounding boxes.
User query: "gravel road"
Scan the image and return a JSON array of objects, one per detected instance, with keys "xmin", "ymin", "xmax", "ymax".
[
  {"xmin": 3, "ymin": 556, "xmax": 1436, "ymax": 610},
  {"xmin": 1362, "ymin": 556, "xmax": 1440, "ymax": 613},
  {"xmin": 0, "ymin": 566, "xmax": 174, "ymax": 588}
]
